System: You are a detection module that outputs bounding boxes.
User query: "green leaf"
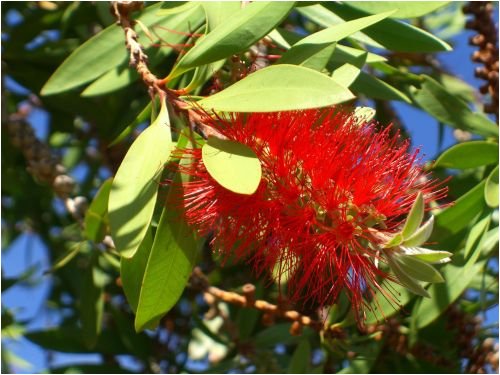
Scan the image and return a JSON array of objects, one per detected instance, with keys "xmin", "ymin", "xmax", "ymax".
[
  {"xmin": 397, "ymin": 255, "xmax": 444, "ymax": 283},
  {"xmin": 82, "ymin": 6, "xmax": 205, "ymax": 96},
  {"xmin": 431, "ymin": 180, "xmax": 487, "ymax": 241},
  {"xmin": 387, "ymin": 256, "xmax": 430, "ymax": 298},
  {"xmin": 288, "ymin": 339, "xmax": 311, "ymax": 374},
  {"xmin": 297, "ymin": 5, "xmax": 385, "ymax": 48},
  {"xmin": 253, "ymin": 324, "xmax": 314, "ymax": 348},
  {"xmin": 434, "ymin": 141, "xmax": 499, "ymax": 169},
  {"xmin": 365, "ymin": 280, "xmax": 412, "ymax": 324},
  {"xmin": 134, "ymin": 181, "xmax": 200, "ymax": 332},
  {"xmin": 197, "ymin": 64, "xmax": 355, "ymax": 112},
  {"xmin": 108, "ymin": 100, "xmax": 172, "ymax": 258},
  {"xmin": 331, "ymin": 53, "xmax": 367, "ymax": 88},
  {"xmin": 202, "ymin": 1, "xmax": 242, "ymax": 29},
  {"xmin": 403, "ymin": 216, "xmax": 434, "ymax": 248},
  {"xmin": 279, "ymin": 10, "xmax": 394, "ymax": 66},
  {"xmin": 25, "ymin": 328, "xmax": 129, "ymax": 355},
  {"xmin": 109, "ymin": 101, "xmax": 152, "ymax": 147},
  {"xmin": 202, "ymin": 137, "xmax": 262, "ymax": 195},
  {"xmin": 80, "ymin": 261, "xmax": 104, "ymax": 349},
  {"xmin": 325, "ymin": 3, "xmax": 452, "ymax": 52},
  {"xmin": 465, "ymin": 213, "xmax": 491, "ymax": 258},
  {"xmin": 301, "ymin": 43, "xmax": 337, "ymax": 72},
  {"xmin": 120, "ymin": 227, "xmax": 154, "ymax": 313},
  {"xmin": 384, "ymin": 233, "xmax": 403, "ymax": 248},
  {"xmin": 485, "ymin": 165, "xmax": 499, "ymax": 208},
  {"xmin": 412, "ymin": 76, "xmax": 499, "ymax": 137},
  {"xmin": 350, "ymin": 71, "xmax": 411, "ymax": 102},
  {"xmin": 46, "ymin": 242, "xmax": 83, "ymax": 273},
  {"xmin": 402, "ymin": 192, "xmax": 424, "ymax": 239},
  {"xmin": 337, "ymin": 341, "xmax": 382, "ymax": 374},
  {"xmin": 168, "ymin": 1, "xmax": 295, "ymax": 78},
  {"xmin": 415, "ymin": 218, "xmax": 491, "ymax": 328},
  {"xmin": 84, "ymin": 178, "xmax": 113, "ymax": 242},
  {"xmin": 41, "ymin": 3, "xmax": 171, "ymax": 95},
  {"xmin": 346, "ymin": 2, "xmax": 449, "ymax": 19},
  {"xmin": 403, "ymin": 248, "xmax": 452, "ymax": 264}
]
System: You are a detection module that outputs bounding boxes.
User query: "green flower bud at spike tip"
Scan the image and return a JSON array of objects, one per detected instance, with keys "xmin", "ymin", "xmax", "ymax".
[{"xmin": 402, "ymin": 191, "xmax": 425, "ymax": 239}]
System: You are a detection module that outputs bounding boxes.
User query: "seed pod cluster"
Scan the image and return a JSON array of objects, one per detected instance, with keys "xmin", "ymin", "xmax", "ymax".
[
  {"xmin": 463, "ymin": 1, "xmax": 499, "ymax": 122},
  {"xmin": 446, "ymin": 303, "xmax": 498, "ymax": 373},
  {"xmin": 7, "ymin": 117, "xmax": 75, "ymax": 197}
]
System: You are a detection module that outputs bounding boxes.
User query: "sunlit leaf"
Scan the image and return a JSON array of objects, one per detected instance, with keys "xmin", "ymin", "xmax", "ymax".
[
  {"xmin": 202, "ymin": 137, "xmax": 262, "ymax": 195},
  {"xmin": 108, "ymin": 100, "xmax": 172, "ymax": 258},
  {"xmin": 197, "ymin": 64, "xmax": 355, "ymax": 112}
]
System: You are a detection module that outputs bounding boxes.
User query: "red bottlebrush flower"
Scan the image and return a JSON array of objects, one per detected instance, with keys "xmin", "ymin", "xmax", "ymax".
[{"xmin": 176, "ymin": 107, "xmax": 447, "ymax": 323}]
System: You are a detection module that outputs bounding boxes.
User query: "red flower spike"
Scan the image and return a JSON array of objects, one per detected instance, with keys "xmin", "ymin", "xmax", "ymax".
[{"xmin": 174, "ymin": 107, "xmax": 448, "ymax": 324}]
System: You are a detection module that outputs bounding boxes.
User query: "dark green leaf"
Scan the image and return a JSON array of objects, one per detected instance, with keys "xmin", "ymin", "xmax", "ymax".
[
  {"xmin": 80, "ymin": 262, "xmax": 104, "ymax": 349},
  {"xmin": 84, "ymin": 178, "xmax": 112, "ymax": 242},
  {"xmin": 134, "ymin": 181, "xmax": 200, "ymax": 331},
  {"xmin": 169, "ymin": 2, "xmax": 295, "ymax": 78},
  {"xmin": 431, "ymin": 180, "xmax": 487, "ymax": 242},
  {"xmin": 288, "ymin": 339, "xmax": 311, "ymax": 374},
  {"xmin": 41, "ymin": 3, "xmax": 174, "ymax": 95},
  {"xmin": 412, "ymin": 76, "xmax": 499, "ymax": 137},
  {"xmin": 81, "ymin": 5, "xmax": 205, "ymax": 96},
  {"xmin": 325, "ymin": 3, "xmax": 452, "ymax": 52},
  {"xmin": 434, "ymin": 141, "xmax": 499, "ymax": 169}
]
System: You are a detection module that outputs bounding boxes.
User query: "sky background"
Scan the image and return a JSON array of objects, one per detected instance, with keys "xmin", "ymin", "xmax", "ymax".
[{"xmin": 2, "ymin": 4, "xmax": 498, "ymax": 373}]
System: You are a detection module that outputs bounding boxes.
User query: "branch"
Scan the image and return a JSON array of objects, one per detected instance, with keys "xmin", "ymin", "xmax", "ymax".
[{"xmin": 189, "ymin": 267, "xmax": 346, "ymax": 338}]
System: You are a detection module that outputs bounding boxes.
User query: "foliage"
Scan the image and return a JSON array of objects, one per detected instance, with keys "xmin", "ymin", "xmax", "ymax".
[{"xmin": 1, "ymin": 1, "xmax": 498, "ymax": 373}]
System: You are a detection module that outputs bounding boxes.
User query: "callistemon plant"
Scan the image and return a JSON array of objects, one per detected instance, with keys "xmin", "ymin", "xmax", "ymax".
[{"xmin": 176, "ymin": 107, "xmax": 451, "ymax": 323}]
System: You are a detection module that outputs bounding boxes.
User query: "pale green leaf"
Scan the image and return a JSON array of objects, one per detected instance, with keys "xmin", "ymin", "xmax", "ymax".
[
  {"xmin": 134, "ymin": 183, "xmax": 200, "ymax": 332},
  {"xmin": 202, "ymin": 137, "xmax": 262, "ymax": 195},
  {"xmin": 397, "ymin": 255, "xmax": 444, "ymax": 283},
  {"xmin": 403, "ymin": 216, "xmax": 434, "ymax": 247},
  {"xmin": 485, "ymin": 166, "xmax": 499, "ymax": 208},
  {"xmin": 197, "ymin": 64, "xmax": 355, "ymax": 112},
  {"xmin": 120, "ymin": 228, "xmax": 154, "ymax": 313},
  {"xmin": 403, "ymin": 248, "xmax": 452, "ymax": 264},
  {"xmin": 279, "ymin": 10, "xmax": 394, "ymax": 66},
  {"xmin": 331, "ymin": 53, "xmax": 366, "ymax": 88},
  {"xmin": 387, "ymin": 257, "xmax": 430, "ymax": 298},
  {"xmin": 108, "ymin": 101, "xmax": 172, "ymax": 258}
]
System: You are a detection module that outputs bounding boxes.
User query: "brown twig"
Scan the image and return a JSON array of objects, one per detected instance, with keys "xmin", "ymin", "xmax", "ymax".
[{"xmin": 189, "ymin": 267, "xmax": 345, "ymax": 337}]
